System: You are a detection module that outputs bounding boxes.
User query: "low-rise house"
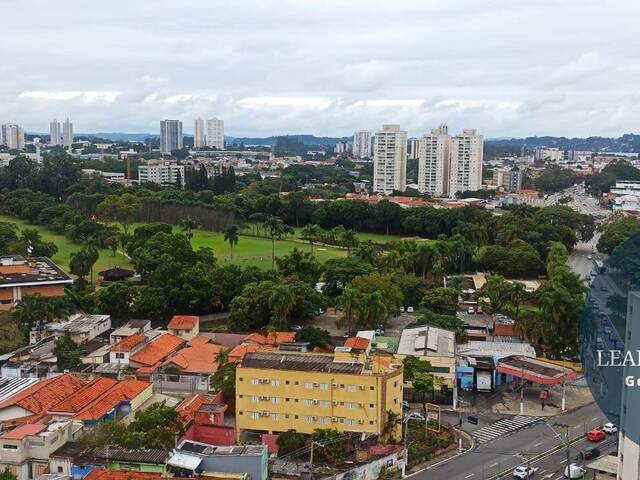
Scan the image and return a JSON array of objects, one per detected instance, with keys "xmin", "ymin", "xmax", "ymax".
[
  {"xmin": 109, "ymin": 335, "xmax": 149, "ymax": 365},
  {"xmin": 0, "ymin": 255, "xmax": 72, "ymax": 311},
  {"xmin": 177, "ymin": 394, "xmax": 234, "ymax": 446},
  {"xmin": 167, "ymin": 440, "xmax": 268, "ymax": 480},
  {"xmin": 52, "ymin": 444, "xmax": 169, "ymax": 478},
  {"xmin": 154, "ymin": 336, "xmax": 227, "ymax": 394},
  {"xmin": 167, "ymin": 315, "xmax": 200, "ymax": 342},
  {"xmin": 110, "ymin": 320, "xmax": 152, "ymax": 344},
  {"xmin": 397, "ymin": 325, "xmax": 457, "ymax": 404},
  {"xmin": 29, "ymin": 313, "xmax": 111, "ymax": 345},
  {"xmin": 0, "ymin": 420, "xmax": 82, "ymax": 479},
  {"xmin": 129, "ymin": 334, "xmax": 185, "ymax": 370},
  {"xmin": 85, "ymin": 471, "xmax": 192, "ymax": 480},
  {"xmin": 0, "ymin": 374, "xmax": 88, "ymax": 424},
  {"xmin": 242, "ymin": 332, "xmax": 296, "ymax": 347}
]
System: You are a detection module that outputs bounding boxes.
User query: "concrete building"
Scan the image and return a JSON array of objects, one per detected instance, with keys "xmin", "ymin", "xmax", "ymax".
[
  {"xmin": 62, "ymin": 118, "xmax": 73, "ymax": 149},
  {"xmin": 29, "ymin": 313, "xmax": 111, "ymax": 345},
  {"xmin": 160, "ymin": 119, "xmax": 183, "ymax": 154},
  {"xmin": 0, "ymin": 420, "xmax": 81, "ymax": 479},
  {"xmin": 235, "ymin": 349, "xmax": 403, "ymax": 441},
  {"xmin": 373, "ymin": 124, "xmax": 407, "ymax": 194},
  {"xmin": 610, "ymin": 180, "xmax": 640, "ymax": 196},
  {"xmin": 49, "ymin": 119, "xmax": 62, "ymax": 146},
  {"xmin": 138, "ymin": 160, "xmax": 185, "ymax": 187},
  {"xmin": 397, "ymin": 325, "xmax": 456, "ymax": 404},
  {"xmin": 206, "ymin": 118, "xmax": 224, "ymax": 150},
  {"xmin": 0, "ymin": 255, "xmax": 72, "ymax": 311},
  {"xmin": 448, "ymin": 129, "xmax": 483, "ymax": 196},
  {"xmin": 168, "ymin": 440, "xmax": 268, "ymax": 480},
  {"xmin": 534, "ymin": 147, "xmax": 564, "ymax": 162},
  {"xmin": 194, "ymin": 118, "xmax": 205, "ymax": 149},
  {"xmin": 167, "ymin": 315, "xmax": 200, "ymax": 342},
  {"xmin": 408, "ymin": 137, "xmax": 420, "ymax": 160},
  {"xmin": 417, "ymin": 125, "xmax": 450, "ymax": 196},
  {"xmin": 493, "ymin": 167, "xmax": 523, "ymax": 193},
  {"xmin": 612, "ymin": 194, "xmax": 640, "ymax": 213},
  {"xmin": 1, "ymin": 124, "xmax": 25, "ymax": 150},
  {"xmin": 353, "ymin": 130, "xmax": 372, "ymax": 159}
]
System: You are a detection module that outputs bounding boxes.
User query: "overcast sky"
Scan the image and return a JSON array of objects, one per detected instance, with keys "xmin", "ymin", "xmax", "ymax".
[{"xmin": 2, "ymin": 0, "xmax": 640, "ymax": 138}]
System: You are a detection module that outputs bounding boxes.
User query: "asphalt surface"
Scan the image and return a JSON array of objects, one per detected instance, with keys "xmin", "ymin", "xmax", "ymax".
[{"xmin": 415, "ymin": 403, "xmax": 611, "ymax": 480}]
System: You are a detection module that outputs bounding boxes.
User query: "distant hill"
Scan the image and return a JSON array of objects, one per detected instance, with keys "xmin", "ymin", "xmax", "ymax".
[
  {"xmin": 227, "ymin": 134, "xmax": 350, "ymax": 147},
  {"xmin": 77, "ymin": 132, "xmax": 157, "ymax": 142},
  {"xmin": 486, "ymin": 134, "xmax": 640, "ymax": 153}
]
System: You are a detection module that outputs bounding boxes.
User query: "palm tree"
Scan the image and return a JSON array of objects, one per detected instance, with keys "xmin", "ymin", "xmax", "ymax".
[
  {"xmin": 262, "ymin": 216, "xmax": 292, "ymax": 268},
  {"xmin": 224, "ymin": 225, "xmax": 240, "ymax": 261},
  {"xmin": 268, "ymin": 284, "xmax": 296, "ymax": 330},
  {"xmin": 336, "ymin": 287, "xmax": 361, "ymax": 334},
  {"xmin": 215, "ymin": 349, "xmax": 230, "ymax": 366},
  {"xmin": 341, "ymin": 229, "xmax": 359, "ymax": 256},
  {"xmin": 301, "ymin": 224, "xmax": 322, "ymax": 252},
  {"xmin": 180, "ymin": 216, "xmax": 201, "ymax": 243}
]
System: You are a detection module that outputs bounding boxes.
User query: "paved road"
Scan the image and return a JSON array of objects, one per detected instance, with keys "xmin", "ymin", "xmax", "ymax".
[{"xmin": 415, "ymin": 403, "xmax": 608, "ymax": 480}]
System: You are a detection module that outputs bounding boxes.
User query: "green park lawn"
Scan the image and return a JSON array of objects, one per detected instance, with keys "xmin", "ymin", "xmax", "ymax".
[{"xmin": 0, "ymin": 215, "xmax": 132, "ymax": 274}]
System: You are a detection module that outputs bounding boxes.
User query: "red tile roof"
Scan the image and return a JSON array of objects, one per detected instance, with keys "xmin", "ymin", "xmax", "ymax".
[
  {"xmin": 110, "ymin": 335, "xmax": 147, "ymax": 352},
  {"xmin": 344, "ymin": 336, "xmax": 370, "ymax": 350},
  {"xmin": 85, "ymin": 471, "xmax": 191, "ymax": 480},
  {"xmin": 0, "ymin": 374, "xmax": 88, "ymax": 415},
  {"xmin": 49, "ymin": 377, "xmax": 118, "ymax": 415},
  {"xmin": 228, "ymin": 344, "xmax": 278, "ymax": 362},
  {"xmin": 130, "ymin": 334, "xmax": 185, "ymax": 367},
  {"xmin": 168, "ymin": 315, "xmax": 199, "ymax": 330},
  {"xmin": 1, "ymin": 423, "xmax": 46, "ymax": 440},
  {"xmin": 164, "ymin": 341, "xmax": 227, "ymax": 374},
  {"xmin": 73, "ymin": 380, "xmax": 151, "ymax": 421},
  {"xmin": 243, "ymin": 332, "xmax": 296, "ymax": 346}
]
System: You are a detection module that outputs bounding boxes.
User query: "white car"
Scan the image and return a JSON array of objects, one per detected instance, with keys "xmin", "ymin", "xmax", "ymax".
[
  {"xmin": 407, "ymin": 306, "xmax": 414, "ymax": 313},
  {"xmin": 513, "ymin": 465, "xmax": 536, "ymax": 478},
  {"xmin": 467, "ymin": 306, "xmax": 475, "ymax": 314},
  {"xmin": 399, "ymin": 306, "xmax": 405, "ymax": 313},
  {"xmin": 499, "ymin": 318, "xmax": 515, "ymax": 325},
  {"xmin": 564, "ymin": 463, "xmax": 586, "ymax": 479},
  {"xmin": 603, "ymin": 422, "xmax": 618, "ymax": 434}
]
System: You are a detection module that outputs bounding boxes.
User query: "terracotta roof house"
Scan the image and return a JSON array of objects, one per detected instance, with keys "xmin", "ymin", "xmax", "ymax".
[
  {"xmin": 44, "ymin": 377, "xmax": 152, "ymax": 426},
  {"xmin": 228, "ymin": 344, "xmax": 278, "ymax": 363},
  {"xmin": 168, "ymin": 315, "xmax": 200, "ymax": 341},
  {"xmin": 243, "ymin": 332, "xmax": 296, "ymax": 346},
  {"xmin": 0, "ymin": 374, "xmax": 88, "ymax": 423},
  {"xmin": 344, "ymin": 336, "xmax": 371, "ymax": 351},
  {"xmin": 129, "ymin": 334, "xmax": 185, "ymax": 368},
  {"xmin": 163, "ymin": 337, "xmax": 227, "ymax": 375}
]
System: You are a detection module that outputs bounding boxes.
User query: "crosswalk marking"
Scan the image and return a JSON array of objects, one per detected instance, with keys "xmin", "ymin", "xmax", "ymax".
[{"xmin": 471, "ymin": 416, "xmax": 542, "ymax": 444}]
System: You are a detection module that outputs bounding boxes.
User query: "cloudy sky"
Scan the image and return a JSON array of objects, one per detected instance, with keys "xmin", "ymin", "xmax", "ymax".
[{"xmin": 2, "ymin": 0, "xmax": 640, "ymax": 138}]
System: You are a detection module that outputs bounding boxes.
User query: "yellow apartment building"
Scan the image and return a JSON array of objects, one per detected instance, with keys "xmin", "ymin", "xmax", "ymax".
[{"xmin": 235, "ymin": 350, "xmax": 403, "ymax": 442}]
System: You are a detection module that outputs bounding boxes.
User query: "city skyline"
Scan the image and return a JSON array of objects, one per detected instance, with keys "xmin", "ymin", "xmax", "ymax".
[{"xmin": 2, "ymin": 1, "xmax": 640, "ymax": 138}]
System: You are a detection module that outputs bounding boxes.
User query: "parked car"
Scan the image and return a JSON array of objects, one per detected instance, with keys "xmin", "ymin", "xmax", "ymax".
[
  {"xmin": 399, "ymin": 306, "xmax": 405, "ymax": 313},
  {"xmin": 602, "ymin": 422, "xmax": 618, "ymax": 434},
  {"xmin": 407, "ymin": 306, "xmax": 414, "ymax": 313},
  {"xmin": 406, "ymin": 411, "xmax": 425, "ymax": 421},
  {"xmin": 375, "ymin": 328, "xmax": 385, "ymax": 336},
  {"xmin": 291, "ymin": 325, "xmax": 302, "ymax": 332},
  {"xmin": 467, "ymin": 306, "xmax": 475, "ymax": 314},
  {"xmin": 587, "ymin": 429, "xmax": 606, "ymax": 442},
  {"xmin": 512, "ymin": 465, "xmax": 536, "ymax": 478},
  {"xmin": 587, "ymin": 255, "xmax": 593, "ymax": 260},
  {"xmin": 564, "ymin": 463, "xmax": 586, "ymax": 479},
  {"xmin": 499, "ymin": 318, "xmax": 515, "ymax": 325},
  {"xmin": 580, "ymin": 447, "xmax": 600, "ymax": 460}
]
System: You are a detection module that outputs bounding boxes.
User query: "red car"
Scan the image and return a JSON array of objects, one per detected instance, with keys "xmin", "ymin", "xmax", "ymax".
[{"xmin": 587, "ymin": 429, "xmax": 606, "ymax": 442}]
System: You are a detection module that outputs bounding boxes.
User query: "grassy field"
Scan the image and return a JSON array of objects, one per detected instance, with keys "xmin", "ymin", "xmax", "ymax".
[
  {"xmin": 129, "ymin": 223, "xmax": 347, "ymax": 268},
  {"xmin": 0, "ymin": 215, "xmax": 132, "ymax": 274},
  {"xmin": 0, "ymin": 215, "xmax": 402, "ymax": 275},
  {"xmin": 242, "ymin": 224, "xmax": 404, "ymax": 245}
]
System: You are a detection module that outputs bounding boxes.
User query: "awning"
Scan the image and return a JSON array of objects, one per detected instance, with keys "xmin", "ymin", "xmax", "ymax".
[
  {"xmin": 496, "ymin": 355, "xmax": 578, "ymax": 386},
  {"xmin": 167, "ymin": 451, "xmax": 203, "ymax": 471}
]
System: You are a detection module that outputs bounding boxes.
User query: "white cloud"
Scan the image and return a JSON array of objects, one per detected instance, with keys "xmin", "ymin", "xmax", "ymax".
[{"xmin": 2, "ymin": 0, "xmax": 640, "ymax": 137}]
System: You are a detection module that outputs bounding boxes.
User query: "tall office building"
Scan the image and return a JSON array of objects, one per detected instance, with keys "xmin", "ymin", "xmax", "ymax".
[
  {"xmin": 417, "ymin": 125, "xmax": 450, "ymax": 197},
  {"xmin": 352, "ymin": 130, "xmax": 372, "ymax": 159},
  {"xmin": 0, "ymin": 124, "xmax": 25, "ymax": 150},
  {"xmin": 49, "ymin": 119, "xmax": 62, "ymax": 146},
  {"xmin": 206, "ymin": 118, "xmax": 224, "ymax": 150},
  {"xmin": 62, "ymin": 118, "xmax": 74, "ymax": 149},
  {"xmin": 448, "ymin": 129, "xmax": 483, "ymax": 196},
  {"xmin": 160, "ymin": 120, "xmax": 183, "ymax": 154},
  {"xmin": 194, "ymin": 119, "xmax": 205, "ymax": 149},
  {"xmin": 493, "ymin": 167, "xmax": 523, "ymax": 193},
  {"xmin": 373, "ymin": 124, "xmax": 407, "ymax": 194}
]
